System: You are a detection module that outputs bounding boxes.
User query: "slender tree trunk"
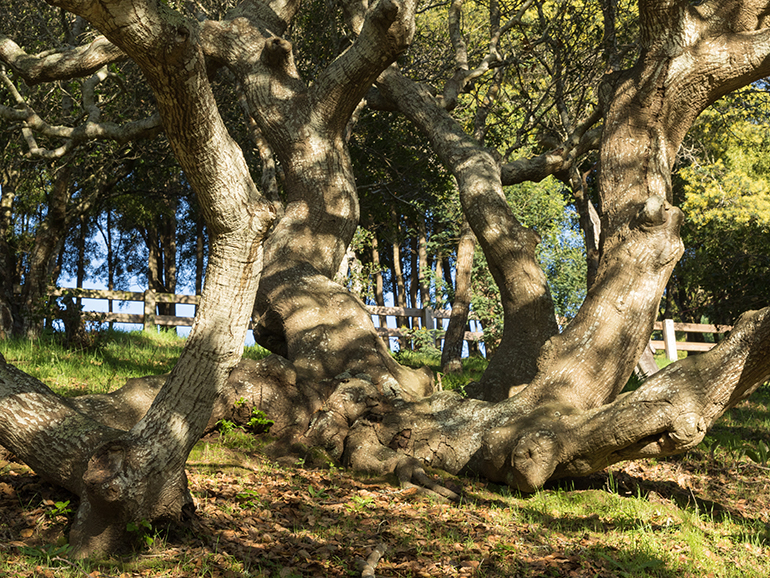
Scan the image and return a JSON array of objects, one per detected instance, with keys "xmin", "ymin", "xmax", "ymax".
[
  {"xmin": 21, "ymin": 167, "xmax": 72, "ymax": 339},
  {"xmin": 417, "ymin": 217, "xmax": 429, "ymax": 310},
  {"xmin": 441, "ymin": 216, "xmax": 475, "ymax": 373},
  {"xmin": 370, "ymin": 232, "xmax": 387, "ymax": 328},
  {"xmin": 0, "ymin": 176, "xmax": 16, "ymax": 338},
  {"xmin": 441, "ymin": 255, "xmax": 453, "ymax": 299},
  {"xmin": 105, "ymin": 212, "xmax": 114, "ymax": 328},
  {"xmin": 75, "ymin": 216, "xmax": 87, "ymax": 297},
  {"xmin": 377, "ymin": 68, "xmax": 559, "ymax": 401},
  {"xmin": 391, "ymin": 228, "xmax": 410, "ymax": 349},
  {"xmin": 570, "ymin": 168, "xmax": 601, "ymax": 289},
  {"xmin": 433, "ymin": 254, "xmax": 444, "ymax": 309},
  {"xmin": 159, "ymin": 205, "xmax": 177, "ymax": 317},
  {"xmin": 409, "ymin": 236, "xmax": 418, "ymax": 311}
]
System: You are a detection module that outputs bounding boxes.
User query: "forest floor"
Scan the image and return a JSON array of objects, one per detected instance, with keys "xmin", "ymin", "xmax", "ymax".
[{"xmin": 0, "ymin": 332, "xmax": 768, "ymax": 577}]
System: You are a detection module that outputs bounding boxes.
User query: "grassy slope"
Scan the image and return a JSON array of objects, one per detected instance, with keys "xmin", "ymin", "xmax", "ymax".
[{"xmin": 0, "ymin": 331, "xmax": 767, "ymax": 577}]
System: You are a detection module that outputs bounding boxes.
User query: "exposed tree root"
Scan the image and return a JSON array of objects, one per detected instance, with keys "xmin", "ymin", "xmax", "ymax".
[
  {"xmin": 396, "ymin": 457, "xmax": 462, "ymax": 503},
  {"xmin": 360, "ymin": 542, "xmax": 387, "ymax": 578}
]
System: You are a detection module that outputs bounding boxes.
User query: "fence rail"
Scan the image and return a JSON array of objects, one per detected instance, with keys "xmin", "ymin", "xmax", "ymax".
[
  {"xmin": 649, "ymin": 319, "xmax": 732, "ymax": 361},
  {"xmin": 47, "ymin": 287, "xmax": 731, "ymax": 357}
]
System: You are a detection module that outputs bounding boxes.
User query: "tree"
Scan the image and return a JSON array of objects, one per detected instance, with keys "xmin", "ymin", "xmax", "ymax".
[
  {"xmin": 1, "ymin": 0, "xmax": 770, "ymax": 561},
  {"xmin": 670, "ymin": 85, "xmax": 770, "ymax": 324}
]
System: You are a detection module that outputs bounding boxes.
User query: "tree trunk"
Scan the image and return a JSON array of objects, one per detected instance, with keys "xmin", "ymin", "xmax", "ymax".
[
  {"xmin": 433, "ymin": 252, "xmax": 444, "ymax": 306},
  {"xmin": 4, "ymin": 0, "xmax": 770, "ymax": 561},
  {"xmin": 441, "ymin": 216, "xmax": 474, "ymax": 373},
  {"xmin": 370, "ymin": 231, "xmax": 387, "ymax": 327},
  {"xmin": 389, "ymin": 208, "xmax": 409, "ymax": 337},
  {"xmin": 570, "ymin": 167, "xmax": 601, "ymax": 290},
  {"xmin": 10, "ymin": 0, "xmax": 279, "ymax": 557},
  {"xmin": 417, "ymin": 216, "xmax": 429, "ymax": 309},
  {"xmin": 409, "ymin": 236, "xmax": 418, "ymax": 311},
  {"xmin": 20, "ymin": 166, "xmax": 72, "ymax": 339},
  {"xmin": 160, "ymin": 210, "xmax": 177, "ymax": 316},
  {"xmin": 75, "ymin": 215, "xmax": 87, "ymax": 301},
  {"xmin": 376, "ymin": 68, "xmax": 560, "ymax": 401},
  {"xmin": 242, "ymin": 0, "xmax": 431, "ymax": 396},
  {"xmin": 0, "ymin": 175, "xmax": 16, "ymax": 338},
  {"xmin": 104, "ymin": 211, "xmax": 115, "ymax": 328}
]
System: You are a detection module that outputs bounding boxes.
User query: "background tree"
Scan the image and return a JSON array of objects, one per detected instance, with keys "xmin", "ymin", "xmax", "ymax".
[{"xmin": 670, "ymin": 84, "xmax": 770, "ymax": 325}]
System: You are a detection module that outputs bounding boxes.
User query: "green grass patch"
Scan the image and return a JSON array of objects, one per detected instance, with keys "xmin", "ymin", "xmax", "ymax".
[{"xmin": 0, "ymin": 328, "xmax": 271, "ymax": 397}]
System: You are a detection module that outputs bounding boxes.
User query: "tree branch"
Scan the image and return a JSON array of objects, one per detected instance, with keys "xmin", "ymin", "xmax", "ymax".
[
  {"xmin": 554, "ymin": 306, "xmax": 770, "ymax": 479},
  {"xmin": 500, "ymin": 108, "xmax": 602, "ymax": 185},
  {"xmin": 0, "ymin": 65, "xmax": 161, "ymax": 159},
  {"xmin": 439, "ymin": 0, "xmax": 535, "ymax": 110},
  {"xmin": 0, "ymin": 33, "xmax": 126, "ymax": 85},
  {"xmin": 313, "ymin": 0, "xmax": 418, "ymax": 133}
]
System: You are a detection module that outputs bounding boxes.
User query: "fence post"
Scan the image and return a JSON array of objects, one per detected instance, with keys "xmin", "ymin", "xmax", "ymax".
[
  {"xmin": 422, "ymin": 307, "xmax": 434, "ymax": 331},
  {"xmin": 663, "ymin": 318, "xmax": 677, "ymax": 361},
  {"xmin": 144, "ymin": 289, "xmax": 156, "ymax": 332}
]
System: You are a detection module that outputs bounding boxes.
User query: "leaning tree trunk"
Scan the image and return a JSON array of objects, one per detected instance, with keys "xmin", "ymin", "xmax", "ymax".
[
  {"xmin": 376, "ymin": 67, "xmax": 560, "ymax": 401},
  {"xmin": 343, "ymin": 0, "xmax": 770, "ymax": 491},
  {"xmin": 0, "ymin": 0, "xmax": 277, "ymax": 558},
  {"xmin": 3, "ymin": 0, "xmax": 770, "ymax": 561}
]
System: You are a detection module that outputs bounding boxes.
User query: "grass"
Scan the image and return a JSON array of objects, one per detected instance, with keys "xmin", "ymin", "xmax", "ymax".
[
  {"xmin": 0, "ymin": 328, "xmax": 271, "ymax": 397},
  {"xmin": 0, "ymin": 331, "xmax": 767, "ymax": 577}
]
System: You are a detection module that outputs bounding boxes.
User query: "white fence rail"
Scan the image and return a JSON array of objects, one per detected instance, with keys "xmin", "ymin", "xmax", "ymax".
[{"xmin": 46, "ymin": 288, "xmax": 731, "ymax": 357}]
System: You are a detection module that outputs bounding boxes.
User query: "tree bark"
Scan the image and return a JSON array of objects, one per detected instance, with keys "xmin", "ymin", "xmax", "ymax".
[
  {"xmin": 370, "ymin": 231, "xmax": 387, "ymax": 327},
  {"xmin": 440, "ymin": 215, "xmax": 474, "ymax": 374},
  {"xmin": 21, "ymin": 0, "xmax": 279, "ymax": 557},
  {"xmin": 235, "ymin": 0, "xmax": 432, "ymax": 395},
  {"xmin": 417, "ymin": 216, "xmax": 429, "ymax": 310},
  {"xmin": 0, "ymin": 171, "xmax": 18, "ymax": 338},
  {"xmin": 389, "ymin": 209, "xmax": 409, "ymax": 341},
  {"xmin": 2, "ymin": 0, "xmax": 770, "ymax": 560}
]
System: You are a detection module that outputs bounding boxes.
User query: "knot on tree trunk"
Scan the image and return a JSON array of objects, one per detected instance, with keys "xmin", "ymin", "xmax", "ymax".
[
  {"xmin": 367, "ymin": 0, "xmax": 416, "ymax": 56},
  {"xmin": 668, "ymin": 411, "xmax": 707, "ymax": 448},
  {"xmin": 637, "ymin": 195, "xmax": 668, "ymax": 228},
  {"xmin": 82, "ymin": 441, "xmax": 134, "ymax": 507},
  {"xmin": 478, "ymin": 421, "xmax": 562, "ymax": 493},
  {"xmin": 631, "ymin": 195, "xmax": 684, "ymax": 267},
  {"xmin": 510, "ymin": 430, "xmax": 559, "ymax": 492},
  {"xmin": 70, "ymin": 440, "xmax": 137, "ymax": 558},
  {"xmin": 261, "ymin": 37, "xmax": 294, "ymax": 69}
]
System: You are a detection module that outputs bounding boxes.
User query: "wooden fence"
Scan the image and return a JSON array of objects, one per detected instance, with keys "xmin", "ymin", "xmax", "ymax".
[
  {"xmin": 48, "ymin": 288, "xmax": 731, "ymax": 357},
  {"xmin": 649, "ymin": 319, "xmax": 732, "ymax": 361},
  {"xmin": 49, "ymin": 288, "xmax": 483, "ymax": 347}
]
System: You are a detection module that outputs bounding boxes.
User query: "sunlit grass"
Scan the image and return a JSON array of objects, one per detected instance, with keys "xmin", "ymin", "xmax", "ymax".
[
  {"xmin": 395, "ymin": 347, "xmax": 488, "ymax": 392},
  {"xmin": 0, "ymin": 328, "xmax": 271, "ymax": 397}
]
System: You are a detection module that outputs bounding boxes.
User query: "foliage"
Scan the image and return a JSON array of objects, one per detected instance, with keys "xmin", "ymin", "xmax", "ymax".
[{"xmin": 672, "ymin": 86, "xmax": 770, "ymax": 323}]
